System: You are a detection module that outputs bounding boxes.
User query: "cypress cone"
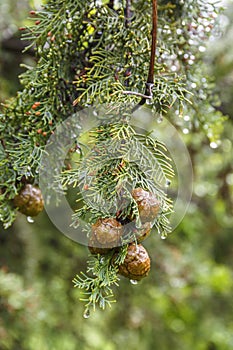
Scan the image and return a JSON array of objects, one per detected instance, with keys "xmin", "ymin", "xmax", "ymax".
[
  {"xmin": 13, "ymin": 184, "xmax": 44, "ymax": 217},
  {"xmin": 118, "ymin": 243, "xmax": 151, "ymax": 280},
  {"xmin": 131, "ymin": 187, "xmax": 160, "ymax": 223},
  {"xmin": 88, "ymin": 218, "xmax": 123, "ymax": 255}
]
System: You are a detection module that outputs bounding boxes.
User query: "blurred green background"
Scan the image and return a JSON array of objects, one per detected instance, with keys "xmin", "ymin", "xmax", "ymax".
[{"xmin": 0, "ymin": 1, "xmax": 232, "ymax": 349}]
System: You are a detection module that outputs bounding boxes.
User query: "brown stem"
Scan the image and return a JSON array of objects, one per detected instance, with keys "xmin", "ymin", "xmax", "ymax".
[
  {"xmin": 122, "ymin": 90, "xmax": 152, "ymax": 99},
  {"xmin": 132, "ymin": 0, "xmax": 157, "ymax": 112},
  {"xmin": 0, "ymin": 139, "xmax": 6, "ymax": 150},
  {"xmin": 125, "ymin": 0, "xmax": 131, "ymax": 28},
  {"xmin": 108, "ymin": 0, "xmax": 114, "ymax": 9},
  {"xmin": 147, "ymin": 0, "xmax": 157, "ymax": 84}
]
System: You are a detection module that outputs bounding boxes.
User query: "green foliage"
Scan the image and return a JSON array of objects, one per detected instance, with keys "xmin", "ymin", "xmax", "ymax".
[
  {"xmin": 73, "ymin": 250, "xmax": 123, "ymax": 313},
  {"xmin": 0, "ymin": 0, "xmax": 232, "ymax": 340},
  {"xmin": 61, "ymin": 122, "xmax": 174, "ymax": 234},
  {"xmin": 0, "ymin": 0, "xmax": 225, "ymax": 230}
]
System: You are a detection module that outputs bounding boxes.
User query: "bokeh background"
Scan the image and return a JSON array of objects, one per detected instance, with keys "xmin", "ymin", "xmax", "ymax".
[{"xmin": 0, "ymin": 1, "xmax": 232, "ymax": 349}]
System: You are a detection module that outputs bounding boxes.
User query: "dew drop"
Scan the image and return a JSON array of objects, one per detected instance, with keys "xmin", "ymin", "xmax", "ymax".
[
  {"xmin": 83, "ymin": 309, "xmax": 90, "ymax": 319},
  {"xmin": 157, "ymin": 116, "xmax": 163, "ymax": 123},
  {"xmin": 27, "ymin": 216, "xmax": 34, "ymax": 224},
  {"xmin": 161, "ymin": 235, "xmax": 167, "ymax": 240},
  {"xmin": 130, "ymin": 279, "xmax": 138, "ymax": 285},
  {"xmin": 210, "ymin": 142, "xmax": 218, "ymax": 149},
  {"xmin": 146, "ymin": 98, "xmax": 153, "ymax": 105},
  {"xmin": 176, "ymin": 28, "xmax": 182, "ymax": 35},
  {"xmin": 171, "ymin": 65, "xmax": 177, "ymax": 72},
  {"xmin": 165, "ymin": 180, "xmax": 171, "ymax": 188},
  {"xmin": 183, "ymin": 128, "xmax": 189, "ymax": 134}
]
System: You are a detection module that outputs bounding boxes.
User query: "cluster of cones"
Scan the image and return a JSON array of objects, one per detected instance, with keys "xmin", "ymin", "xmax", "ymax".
[
  {"xmin": 88, "ymin": 188, "xmax": 160, "ymax": 281},
  {"xmin": 13, "ymin": 185, "xmax": 160, "ymax": 281}
]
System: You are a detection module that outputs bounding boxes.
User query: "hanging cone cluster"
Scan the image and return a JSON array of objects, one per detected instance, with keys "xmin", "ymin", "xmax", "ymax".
[{"xmin": 88, "ymin": 187, "xmax": 160, "ymax": 280}]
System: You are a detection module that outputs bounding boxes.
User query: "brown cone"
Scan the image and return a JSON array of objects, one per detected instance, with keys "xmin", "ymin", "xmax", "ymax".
[
  {"xmin": 118, "ymin": 243, "xmax": 151, "ymax": 280},
  {"xmin": 88, "ymin": 218, "xmax": 123, "ymax": 255},
  {"xmin": 13, "ymin": 184, "xmax": 44, "ymax": 216},
  {"xmin": 131, "ymin": 188, "xmax": 160, "ymax": 223}
]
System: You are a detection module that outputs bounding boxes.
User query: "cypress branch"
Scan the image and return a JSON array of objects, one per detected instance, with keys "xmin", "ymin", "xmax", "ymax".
[{"xmin": 0, "ymin": 0, "xmax": 225, "ymax": 313}]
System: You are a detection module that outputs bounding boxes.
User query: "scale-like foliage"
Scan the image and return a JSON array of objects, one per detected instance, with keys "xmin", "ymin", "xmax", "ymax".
[{"xmin": 0, "ymin": 0, "xmax": 225, "ymax": 313}]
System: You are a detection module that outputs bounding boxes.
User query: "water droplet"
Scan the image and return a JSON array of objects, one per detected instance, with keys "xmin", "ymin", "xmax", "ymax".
[
  {"xmin": 183, "ymin": 128, "xmax": 189, "ymax": 134},
  {"xmin": 157, "ymin": 116, "xmax": 163, "ymax": 123},
  {"xmin": 171, "ymin": 65, "xmax": 177, "ymax": 72},
  {"xmin": 165, "ymin": 180, "xmax": 171, "ymax": 188},
  {"xmin": 27, "ymin": 216, "xmax": 34, "ymax": 224},
  {"xmin": 146, "ymin": 98, "xmax": 153, "ymax": 105},
  {"xmin": 161, "ymin": 235, "xmax": 167, "ymax": 240},
  {"xmin": 130, "ymin": 279, "xmax": 138, "ymax": 285},
  {"xmin": 176, "ymin": 28, "xmax": 182, "ymax": 35},
  {"xmin": 83, "ymin": 309, "xmax": 90, "ymax": 319},
  {"xmin": 210, "ymin": 142, "xmax": 218, "ymax": 149}
]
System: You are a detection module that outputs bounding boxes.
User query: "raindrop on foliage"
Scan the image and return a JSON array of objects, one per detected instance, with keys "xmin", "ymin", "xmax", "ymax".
[
  {"xmin": 210, "ymin": 142, "xmax": 218, "ymax": 149},
  {"xmin": 146, "ymin": 98, "xmax": 153, "ymax": 105},
  {"xmin": 183, "ymin": 128, "xmax": 189, "ymax": 134},
  {"xmin": 157, "ymin": 116, "xmax": 163, "ymax": 123},
  {"xmin": 165, "ymin": 180, "xmax": 171, "ymax": 188},
  {"xmin": 100, "ymin": 257, "xmax": 105, "ymax": 263},
  {"xmin": 83, "ymin": 309, "xmax": 90, "ymax": 319}
]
